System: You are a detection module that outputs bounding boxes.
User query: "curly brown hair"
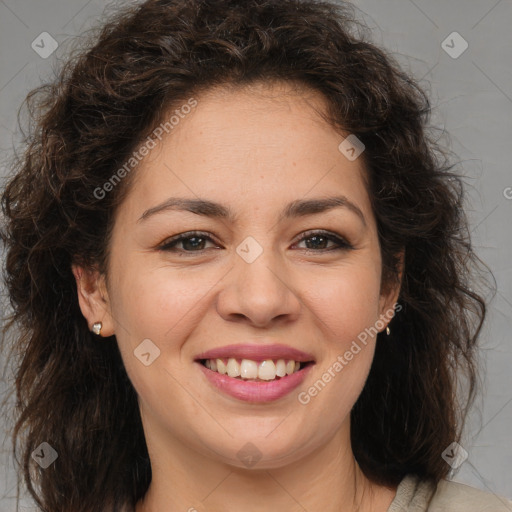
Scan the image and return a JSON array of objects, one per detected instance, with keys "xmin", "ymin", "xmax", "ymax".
[{"xmin": 1, "ymin": 0, "xmax": 490, "ymax": 511}]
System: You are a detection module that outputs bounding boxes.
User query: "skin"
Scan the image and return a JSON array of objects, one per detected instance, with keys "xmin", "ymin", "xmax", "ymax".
[{"xmin": 73, "ymin": 81, "xmax": 402, "ymax": 512}]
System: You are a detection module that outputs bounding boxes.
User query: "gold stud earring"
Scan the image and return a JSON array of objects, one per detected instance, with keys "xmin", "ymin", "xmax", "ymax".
[
  {"xmin": 386, "ymin": 326, "xmax": 391, "ymax": 336},
  {"xmin": 92, "ymin": 322, "xmax": 103, "ymax": 336}
]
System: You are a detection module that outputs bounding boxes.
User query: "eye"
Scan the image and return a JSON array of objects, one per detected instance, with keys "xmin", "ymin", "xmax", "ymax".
[
  {"xmin": 158, "ymin": 231, "xmax": 219, "ymax": 254},
  {"xmin": 293, "ymin": 230, "xmax": 353, "ymax": 252},
  {"xmin": 158, "ymin": 229, "xmax": 353, "ymax": 255}
]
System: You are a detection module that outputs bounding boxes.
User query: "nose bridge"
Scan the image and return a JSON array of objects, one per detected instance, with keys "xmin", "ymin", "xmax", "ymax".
[
  {"xmin": 236, "ymin": 233, "xmax": 289, "ymax": 297},
  {"xmin": 216, "ymin": 232, "xmax": 301, "ymax": 326}
]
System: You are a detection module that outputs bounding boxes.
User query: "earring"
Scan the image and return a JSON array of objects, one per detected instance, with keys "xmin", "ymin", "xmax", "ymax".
[
  {"xmin": 92, "ymin": 322, "xmax": 103, "ymax": 336},
  {"xmin": 386, "ymin": 326, "xmax": 391, "ymax": 336}
]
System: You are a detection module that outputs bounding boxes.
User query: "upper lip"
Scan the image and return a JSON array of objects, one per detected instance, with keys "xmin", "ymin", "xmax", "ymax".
[{"xmin": 195, "ymin": 343, "xmax": 315, "ymax": 363}]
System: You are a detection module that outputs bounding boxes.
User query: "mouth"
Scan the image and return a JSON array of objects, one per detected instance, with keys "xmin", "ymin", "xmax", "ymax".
[
  {"xmin": 193, "ymin": 344, "xmax": 316, "ymax": 403},
  {"xmin": 198, "ymin": 358, "xmax": 315, "ymax": 382}
]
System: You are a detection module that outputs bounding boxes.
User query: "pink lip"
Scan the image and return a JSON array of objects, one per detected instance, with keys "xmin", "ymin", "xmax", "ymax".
[
  {"xmin": 197, "ymin": 361, "xmax": 314, "ymax": 403},
  {"xmin": 194, "ymin": 343, "xmax": 315, "ymax": 363}
]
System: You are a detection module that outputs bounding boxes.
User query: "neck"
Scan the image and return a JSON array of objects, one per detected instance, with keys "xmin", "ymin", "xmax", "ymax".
[{"xmin": 135, "ymin": 417, "xmax": 397, "ymax": 512}]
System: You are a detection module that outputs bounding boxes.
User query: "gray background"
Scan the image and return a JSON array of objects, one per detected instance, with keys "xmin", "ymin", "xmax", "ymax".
[{"xmin": 0, "ymin": 0, "xmax": 511, "ymax": 509}]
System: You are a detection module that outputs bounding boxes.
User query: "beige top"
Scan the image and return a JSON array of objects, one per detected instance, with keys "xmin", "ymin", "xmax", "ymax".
[{"xmin": 387, "ymin": 474, "xmax": 512, "ymax": 511}]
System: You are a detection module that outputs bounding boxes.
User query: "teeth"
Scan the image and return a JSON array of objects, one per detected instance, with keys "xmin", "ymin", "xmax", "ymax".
[
  {"xmin": 226, "ymin": 358, "xmax": 240, "ymax": 378},
  {"xmin": 275, "ymin": 359, "xmax": 287, "ymax": 377},
  {"xmin": 258, "ymin": 360, "xmax": 276, "ymax": 380},
  {"xmin": 240, "ymin": 359, "xmax": 258, "ymax": 379},
  {"xmin": 204, "ymin": 357, "xmax": 305, "ymax": 380},
  {"xmin": 217, "ymin": 359, "xmax": 227, "ymax": 375}
]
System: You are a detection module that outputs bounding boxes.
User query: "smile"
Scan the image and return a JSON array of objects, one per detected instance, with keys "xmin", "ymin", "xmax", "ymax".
[
  {"xmin": 200, "ymin": 357, "xmax": 313, "ymax": 381},
  {"xmin": 194, "ymin": 344, "xmax": 316, "ymax": 403}
]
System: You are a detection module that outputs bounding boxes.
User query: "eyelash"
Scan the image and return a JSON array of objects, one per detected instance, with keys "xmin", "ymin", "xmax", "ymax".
[{"xmin": 158, "ymin": 230, "xmax": 353, "ymax": 255}]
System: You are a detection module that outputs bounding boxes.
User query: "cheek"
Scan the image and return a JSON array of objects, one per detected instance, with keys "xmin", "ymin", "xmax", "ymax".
[
  {"xmin": 304, "ymin": 260, "xmax": 383, "ymax": 342},
  {"xmin": 111, "ymin": 266, "xmax": 214, "ymax": 343},
  {"xmin": 105, "ymin": 265, "xmax": 229, "ymax": 443},
  {"xmin": 108, "ymin": 266, "xmax": 214, "ymax": 406},
  {"xmin": 297, "ymin": 266, "xmax": 382, "ymax": 431}
]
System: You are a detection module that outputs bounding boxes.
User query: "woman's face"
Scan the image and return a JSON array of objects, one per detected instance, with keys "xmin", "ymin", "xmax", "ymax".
[{"xmin": 84, "ymin": 81, "xmax": 399, "ymax": 468}]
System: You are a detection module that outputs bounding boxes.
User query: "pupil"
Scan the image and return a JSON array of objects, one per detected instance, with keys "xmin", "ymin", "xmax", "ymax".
[
  {"xmin": 184, "ymin": 237, "xmax": 204, "ymax": 250},
  {"xmin": 306, "ymin": 235, "xmax": 327, "ymax": 250}
]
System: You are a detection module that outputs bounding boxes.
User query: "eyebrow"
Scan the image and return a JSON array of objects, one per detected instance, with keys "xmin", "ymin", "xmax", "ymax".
[{"xmin": 138, "ymin": 196, "xmax": 366, "ymax": 227}]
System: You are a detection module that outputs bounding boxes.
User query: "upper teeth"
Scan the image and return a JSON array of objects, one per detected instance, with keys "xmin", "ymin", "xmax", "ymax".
[{"xmin": 204, "ymin": 358, "xmax": 301, "ymax": 380}]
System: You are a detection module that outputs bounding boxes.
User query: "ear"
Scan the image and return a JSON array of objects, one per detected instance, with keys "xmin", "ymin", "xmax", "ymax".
[
  {"xmin": 71, "ymin": 264, "xmax": 115, "ymax": 337},
  {"xmin": 378, "ymin": 250, "xmax": 404, "ymax": 332}
]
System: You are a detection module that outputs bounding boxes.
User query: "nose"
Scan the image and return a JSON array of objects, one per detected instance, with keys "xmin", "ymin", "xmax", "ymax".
[{"xmin": 216, "ymin": 244, "xmax": 302, "ymax": 328}]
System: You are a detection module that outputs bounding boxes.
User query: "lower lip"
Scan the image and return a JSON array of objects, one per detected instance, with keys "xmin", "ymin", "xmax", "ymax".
[{"xmin": 196, "ymin": 362, "xmax": 314, "ymax": 403}]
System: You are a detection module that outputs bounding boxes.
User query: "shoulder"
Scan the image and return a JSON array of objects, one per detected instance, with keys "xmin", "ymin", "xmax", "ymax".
[
  {"xmin": 429, "ymin": 478, "xmax": 512, "ymax": 511},
  {"xmin": 387, "ymin": 474, "xmax": 512, "ymax": 512}
]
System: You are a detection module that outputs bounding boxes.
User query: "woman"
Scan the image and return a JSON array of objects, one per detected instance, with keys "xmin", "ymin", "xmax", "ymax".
[{"xmin": 1, "ymin": 0, "xmax": 511, "ymax": 511}]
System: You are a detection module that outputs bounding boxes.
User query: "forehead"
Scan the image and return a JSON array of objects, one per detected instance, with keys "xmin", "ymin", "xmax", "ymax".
[{"xmin": 118, "ymin": 80, "xmax": 373, "ymax": 226}]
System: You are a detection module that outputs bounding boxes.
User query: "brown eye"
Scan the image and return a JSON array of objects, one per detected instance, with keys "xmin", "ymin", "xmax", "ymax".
[
  {"xmin": 159, "ymin": 231, "xmax": 219, "ymax": 253},
  {"xmin": 294, "ymin": 230, "xmax": 352, "ymax": 252}
]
